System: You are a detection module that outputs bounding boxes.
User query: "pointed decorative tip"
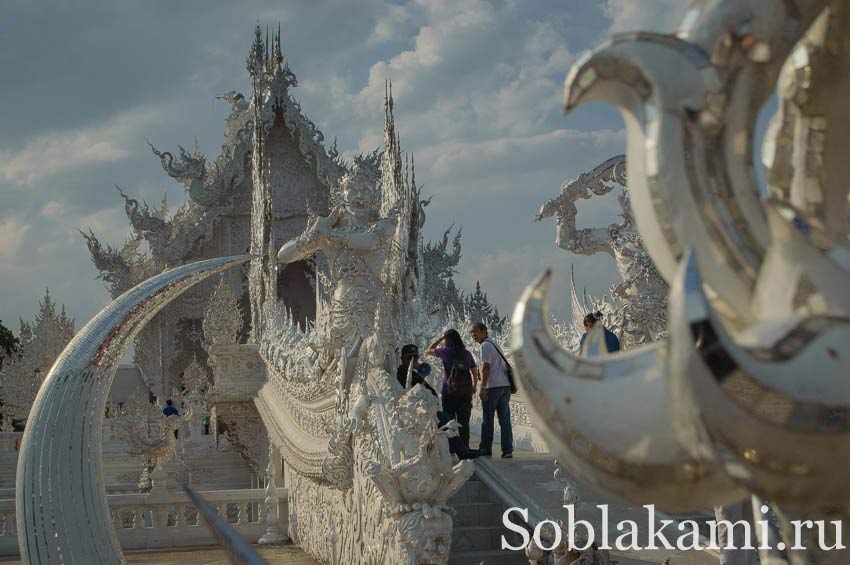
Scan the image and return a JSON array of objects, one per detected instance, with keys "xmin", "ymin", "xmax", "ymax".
[
  {"xmin": 682, "ymin": 248, "xmax": 701, "ymax": 292},
  {"xmin": 384, "ymin": 80, "xmax": 389, "ymax": 111}
]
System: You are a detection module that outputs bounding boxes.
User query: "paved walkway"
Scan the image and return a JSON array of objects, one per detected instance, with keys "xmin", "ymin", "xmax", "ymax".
[
  {"xmin": 475, "ymin": 451, "xmax": 721, "ymax": 565},
  {"xmin": 0, "ymin": 544, "xmax": 319, "ymax": 565}
]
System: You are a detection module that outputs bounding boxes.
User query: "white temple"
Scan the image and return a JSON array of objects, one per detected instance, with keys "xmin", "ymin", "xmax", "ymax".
[{"xmin": 5, "ymin": 1, "xmax": 850, "ymax": 563}]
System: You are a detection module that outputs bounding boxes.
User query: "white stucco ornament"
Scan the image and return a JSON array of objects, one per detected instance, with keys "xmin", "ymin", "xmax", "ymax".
[
  {"xmin": 516, "ymin": 0, "xmax": 850, "ymax": 560},
  {"xmin": 16, "ymin": 256, "xmax": 250, "ymax": 564}
]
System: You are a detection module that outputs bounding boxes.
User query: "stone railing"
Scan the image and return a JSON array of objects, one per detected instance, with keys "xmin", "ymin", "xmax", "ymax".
[
  {"xmin": 0, "ymin": 433, "xmax": 22, "ymax": 453},
  {"xmin": 0, "ymin": 486, "xmax": 287, "ymax": 556}
]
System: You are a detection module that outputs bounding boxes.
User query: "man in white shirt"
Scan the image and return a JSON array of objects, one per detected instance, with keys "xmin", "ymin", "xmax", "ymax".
[{"xmin": 471, "ymin": 322, "xmax": 513, "ymax": 458}]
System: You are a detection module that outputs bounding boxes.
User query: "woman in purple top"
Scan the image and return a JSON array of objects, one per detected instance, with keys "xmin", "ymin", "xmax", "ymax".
[{"xmin": 427, "ymin": 329, "xmax": 479, "ymax": 448}]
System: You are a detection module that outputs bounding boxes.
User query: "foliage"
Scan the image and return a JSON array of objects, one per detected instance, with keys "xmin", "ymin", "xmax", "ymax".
[{"xmin": 0, "ymin": 320, "xmax": 18, "ymax": 370}]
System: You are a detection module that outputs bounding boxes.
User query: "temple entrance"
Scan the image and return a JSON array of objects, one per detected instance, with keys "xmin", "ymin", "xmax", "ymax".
[{"xmin": 276, "ymin": 259, "xmax": 315, "ymax": 329}]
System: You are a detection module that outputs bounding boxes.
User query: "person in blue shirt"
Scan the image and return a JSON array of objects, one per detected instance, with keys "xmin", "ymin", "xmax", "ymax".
[
  {"xmin": 579, "ymin": 312, "xmax": 620, "ymax": 354},
  {"xmin": 162, "ymin": 399, "xmax": 179, "ymax": 417},
  {"xmin": 162, "ymin": 399, "xmax": 180, "ymax": 438}
]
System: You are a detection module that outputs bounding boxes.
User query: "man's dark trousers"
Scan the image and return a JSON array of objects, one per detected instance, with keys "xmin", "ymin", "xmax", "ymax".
[
  {"xmin": 442, "ymin": 394, "xmax": 473, "ymax": 447},
  {"xmin": 479, "ymin": 386, "xmax": 513, "ymax": 455}
]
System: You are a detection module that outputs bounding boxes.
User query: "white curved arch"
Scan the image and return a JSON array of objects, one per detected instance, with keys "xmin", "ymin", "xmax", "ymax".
[
  {"xmin": 511, "ymin": 270, "xmax": 742, "ymax": 512},
  {"xmin": 16, "ymin": 255, "xmax": 251, "ymax": 564},
  {"xmin": 754, "ymin": 199, "xmax": 850, "ymax": 318},
  {"xmin": 669, "ymin": 250, "xmax": 850, "ymax": 509},
  {"xmin": 562, "ymin": 1, "xmax": 831, "ymax": 325}
]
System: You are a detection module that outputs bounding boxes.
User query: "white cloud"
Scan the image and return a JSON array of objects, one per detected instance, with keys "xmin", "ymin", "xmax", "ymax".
[
  {"xmin": 603, "ymin": 0, "xmax": 687, "ymax": 34},
  {"xmin": 0, "ymin": 107, "xmax": 162, "ymax": 188},
  {"xmin": 77, "ymin": 207, "xmax": 133, "ymax": 243},
  {"xmin": 41, "ymin": 201, "xmax": 64, "ymax": 219},
  {"xmin": 421, "ymin": 128, "xmax": 623, "ymax": 181},
  {"xmin": 0, "ymin": 216, "xmax": 30, "ymax": 258},
  {"xmin": 457, "ymin": 245, "xmax": 620, "ymax": 322},
  {"xmin": 354, "ymin": 0, "xmax": 498, "ymax": 115},
  {"xmin": 369, "ymin": 4, "xmax": 411, "ymax": 44}
]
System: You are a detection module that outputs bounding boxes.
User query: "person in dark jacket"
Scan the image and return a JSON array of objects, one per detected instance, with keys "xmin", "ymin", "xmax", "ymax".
[
  {"xmin": 579, "ymin": 312, "xmax": 621, "ymax": 354},
  {"xmin": 396, "ymin": 343, "xmax": 437, "ymax": 394}
]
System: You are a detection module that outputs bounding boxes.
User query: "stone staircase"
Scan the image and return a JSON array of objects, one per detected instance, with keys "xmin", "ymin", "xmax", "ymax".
[{"xmin": 448, "ymin": 473, "xmax": 528, "ymax": 565}]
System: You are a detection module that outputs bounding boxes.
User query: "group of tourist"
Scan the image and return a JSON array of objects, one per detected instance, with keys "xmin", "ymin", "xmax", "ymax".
[
  {"xmin": 395, "ymin": 313, "xmax": 620, "ymax": 461},
  {"xmin": 395, "ymin": 322, "xmax": 516, "ymax": 461}
]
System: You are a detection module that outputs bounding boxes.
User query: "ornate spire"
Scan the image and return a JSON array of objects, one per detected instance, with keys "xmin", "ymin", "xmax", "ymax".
[
  {"xmin": 265, "ymin": 25, "xmax": 271, "ymax": 72},
  {"xmin": 384, "ymin": 80, "xmax": 389, "ymax": 115},
  {"xmin": 380, "ymin": 80, "xmax": 404, "ymax": 217},
  {"xmin": 273, "ymin": 23, "xmax": 283, "ymax": 69},
  {"xmin": 247, "ymin": 24, "xmax": 265, "ymax": 76},
  {"xmin": 182, "ymin": 354, "xmax": 209, "ymax": 395},
  {"xmin": 204, "ymin": 276, "xmax": 243, "ymax": 346}
]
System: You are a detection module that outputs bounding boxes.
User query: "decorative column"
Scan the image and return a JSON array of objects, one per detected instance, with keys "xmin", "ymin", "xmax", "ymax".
[
  {"xmin": 181, "ymin": 356, "xmax": 209, "ymax": 447},
  {"xmin": 258, "ymin": 443, "xmax": 287, "ymax": 544}
]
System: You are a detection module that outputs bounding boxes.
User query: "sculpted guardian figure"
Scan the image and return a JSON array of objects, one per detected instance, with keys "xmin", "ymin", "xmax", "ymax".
[
  {"xmin": 276, "ymin": 163, "xmax": 395, "ymax": 371},
  {"xmin": 537, "ymin": 155, "xmax": 668, "ymax": 347}
]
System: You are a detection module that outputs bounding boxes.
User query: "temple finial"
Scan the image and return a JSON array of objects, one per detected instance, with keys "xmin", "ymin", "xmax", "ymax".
[
  {"xmin": 273, "ymin": 24, "xmax": 283, "ymax": 68},
  {"xmin": 265, "ymin": 26, "xmax": 271, "ymax": 70},
  {"xmin": 247, "ymin": 23, "xmax": 265, "ymax": 75}
]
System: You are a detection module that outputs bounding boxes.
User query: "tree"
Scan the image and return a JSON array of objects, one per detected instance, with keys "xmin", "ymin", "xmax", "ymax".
[
  {"xmin": 463, "ymin": 281, "xmax": 506, "ymax": 334},
  {"xmin": 0, "ymin": 320, "xmax": 18, "ymax": 370},
  {"xmin": 0, "ymin": 289, "xmax": 75, "ymax": 430}
]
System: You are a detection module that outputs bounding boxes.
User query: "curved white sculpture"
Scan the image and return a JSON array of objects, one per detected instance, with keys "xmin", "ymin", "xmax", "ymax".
[
  {"xmin": 16, "ymin": 255, "xmax": 250, "ymax": 564},
  {"xmin": 516, "ymin": 1, "xmax": 850, "ymax": 560},
  {"xmin": 669, "ymin": 247, "xmax": 850, "ymax": 511},
  {"xmin": 512, "ymin": 270, "xmax": 743, "ymax": 512},
  {"xmin": 562, "ymin": 1, "xmax": 830, "ymax": 326}
]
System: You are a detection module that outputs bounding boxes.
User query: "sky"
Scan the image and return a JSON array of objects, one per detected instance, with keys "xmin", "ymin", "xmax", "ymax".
[{"xmin": 0, "ymin": 0, "xmax": 690, "ymax": 332}]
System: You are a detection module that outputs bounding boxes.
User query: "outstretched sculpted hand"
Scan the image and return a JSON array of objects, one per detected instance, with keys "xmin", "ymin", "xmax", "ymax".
[{"xmin": 313, "ymin": 207, "xmax": 342, "ymax": 237}]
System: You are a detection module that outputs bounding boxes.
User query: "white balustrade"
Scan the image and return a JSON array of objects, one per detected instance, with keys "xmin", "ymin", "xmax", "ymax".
[
  {"xmin": 0, "ymin": 487, "xmax": 287, "ymax": 556},
  {"xmin": 0, "ymin": 433, "xmax": 22, "ymax": 453}
]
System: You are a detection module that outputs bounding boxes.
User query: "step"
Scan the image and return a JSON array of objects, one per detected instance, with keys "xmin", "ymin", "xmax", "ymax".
[
  {"xmin": 452, "ymin": 501, "xmax": 505, "ymax": 528},
  {"xmin": 452, "ymin": 525, "xmax": 527, "ymax": 554},
  {"xmin": 448, "ymin": 477, "xmax": 501, "ymax": 505}
]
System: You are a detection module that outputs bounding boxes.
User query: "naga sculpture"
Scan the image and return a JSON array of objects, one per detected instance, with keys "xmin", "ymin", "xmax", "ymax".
[{"xmin": 515, "ymin": 1, "xmax": 850, "ymax": 562}]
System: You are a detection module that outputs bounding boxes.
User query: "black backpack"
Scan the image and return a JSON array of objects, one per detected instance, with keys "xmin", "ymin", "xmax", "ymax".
[{"xmin": 446, "ymin": 352, "xmax": 474, "ymax": 397}]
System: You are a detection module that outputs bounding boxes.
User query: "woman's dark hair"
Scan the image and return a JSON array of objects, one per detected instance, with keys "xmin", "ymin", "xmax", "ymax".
[
  {"xmin": 583, "ymin": 311, "xmax": 603, "ymax": 328},
  {"xmin": 443, "ymin": 329, "xmax": 466, "ymax": 357}
]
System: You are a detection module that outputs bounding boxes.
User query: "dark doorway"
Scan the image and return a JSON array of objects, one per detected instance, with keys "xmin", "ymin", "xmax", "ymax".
[{"xmin": 276, "ymin": 260, "xmax": 315, "ymax": 329}]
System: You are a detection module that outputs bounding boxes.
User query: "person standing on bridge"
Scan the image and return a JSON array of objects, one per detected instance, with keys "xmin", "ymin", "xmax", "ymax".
[{"xmin": 471, "ymin": 322, "xmax": 514, "ymax": 459}]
